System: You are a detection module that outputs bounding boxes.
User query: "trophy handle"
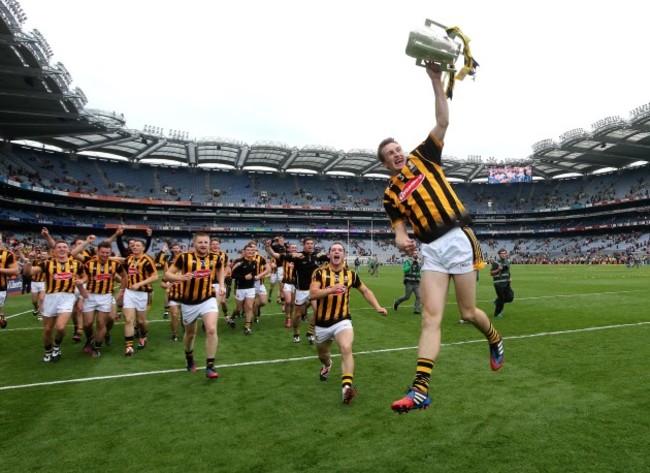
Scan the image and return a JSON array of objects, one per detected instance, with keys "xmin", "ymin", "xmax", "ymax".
[{"xmin": 424, "ymin": 19, "xmax": 448, "ymax": 31}]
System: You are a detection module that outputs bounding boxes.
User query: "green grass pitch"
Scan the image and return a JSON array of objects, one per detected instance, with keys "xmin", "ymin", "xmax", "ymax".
[{"xmin": 1, "ymin": 264, "xmax": 649, "ymax": 472}]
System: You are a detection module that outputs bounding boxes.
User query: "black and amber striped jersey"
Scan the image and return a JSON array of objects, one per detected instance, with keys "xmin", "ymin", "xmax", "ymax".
[
  {"xmin": 281, "ymin": 258, "xmax": 296, "ymax": 285},
  {"xmin": 30, "ymin": 258, "xmax": 46, "ymax": 283},
  {"xmin": 252, "ymin": 253, "xmax": 268, "ymax": 282},
  {"xmin": 84, "ymin": 257, "xmax": 123, "ymax": 295},
  {"xmin": 123, "ymin": 254, "xmax": 157, "ymax": 292},
  {"xmin": 154, "ymin": 250, "xmax": 168, "ymax": 269},
  {"xmin": 166, "ymin": 280, "xmax": 184, "ymax": 302},
  {"xmin": 210, "ymin": 251, "xmax": 228, "ymax": 282},
  {"xmin": 37, "ymin": 258, "xmax": 85, "ymax": 294},
  {"xmin": 0, "ymin": 249, "xmax": 17, "ymax": 291},
  {"xmin": 170, "ymin": 251, "xmax": 219, "ymax": 304},
  {"xmin": 311, "ymin": 266, "xmax": 362, "ymax": 328},
  {"xmin": 383, "ymin": 134, "xmax": 473, "ymax": 244}
]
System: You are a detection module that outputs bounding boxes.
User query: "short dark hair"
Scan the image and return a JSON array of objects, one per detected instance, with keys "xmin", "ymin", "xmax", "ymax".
[
  {"xmin": 97, "ymin": 241, "xmax": 112, "ymax": 251},
  {"xmin": 377, "ymin": 137, "xmax": 397, "ymax": 163}
]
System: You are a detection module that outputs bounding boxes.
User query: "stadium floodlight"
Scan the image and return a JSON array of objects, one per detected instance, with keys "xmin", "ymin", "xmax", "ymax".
[
  {"xmin": 630, "ymin": 103, "xmax": 650, "ymax": 119},
  {"xmin": 55, "ymin": 62, "xmax": 73, "ymax": 85},
  {"xmin": 4, "ymin": 0, "xmax": 28, "ymax": 25},
  {"xmin": 559, "ymin": 128, "xmax": 588, "ymax": 146},
  {"xmin": 73, "ymin": 87, "xmax": 88, "ymax": 106},
  {"xmin": 31, "ymin": 29, "xmax": 53, "ymax": 60},
  {"xmin": 591, "ymin": 116, "xmax": 626, "ymax": 133},
  {"xmin": 532, "ymin": 139, "xmax": 557, "ymax": 154}
]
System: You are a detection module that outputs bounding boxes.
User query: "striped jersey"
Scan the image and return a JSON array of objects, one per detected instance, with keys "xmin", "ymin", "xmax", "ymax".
[
  {"xmin": 170, "ymin": 251, "xmax": 220, "ymax": 304},
  {"xmin": 282, "ymin": 258, "xmax": 296, "ymax": 285},
  {"xmin": 311, "ymin": 266, "xmax": 362, "ymax": 328},
  {"xmin": 166, "ymin": 280, "xmax": 184, "ymax": 302},
  {"xmin": 0, "ymin": 249, "xmax": 17, "ymax": 291},
  {"xmin": 37, "ymin": 258, "xmax": 85, "ymax": 294},
  {"xmin": 252, "ymin": 253, "xmax": 268, "ymax": 282},
  {"xmin": 84, "ymin": 257, "xmax": 123, "ymax": 295},
  {"xmin": 211, "ymin": 250, "xmax": 228, "ymax": 282},
  {"xmin": 30, "ymin": 259, "xmax": 46, "ymax": 283},
  {"xmin": 123, "ymin": 254, "xmax": 157, "ymax": 292},
  {"xmin": 383, "ymin": 134, "xmax": 473, "ymax": 244}
]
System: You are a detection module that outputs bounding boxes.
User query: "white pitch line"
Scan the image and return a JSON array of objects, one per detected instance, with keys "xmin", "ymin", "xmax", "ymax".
[
  {"xmin": 1, "ymin": 321, "xmax": 648, "ymax": 392},
  {"xmin": 1, "ymin": 288, "xmax": 646, "ymax": 332}
]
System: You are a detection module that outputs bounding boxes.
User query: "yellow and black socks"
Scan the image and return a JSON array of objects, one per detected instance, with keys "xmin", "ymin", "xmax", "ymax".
[
  {"xmin": 413, "ymin": 357, "xmax": 435, "ymax": 394},
  {"xmin": 341, "ymin": 373, "xmax": 354, "ymax": 388},
  {"xmin": 485, "ymin": 323, "xmax": 501, "ymax": 345}
]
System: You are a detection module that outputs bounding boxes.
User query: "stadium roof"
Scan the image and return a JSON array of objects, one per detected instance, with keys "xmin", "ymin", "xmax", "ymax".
[{"xmin": 1, "ymin": 1, "xmax": 649, "ymax": 182}]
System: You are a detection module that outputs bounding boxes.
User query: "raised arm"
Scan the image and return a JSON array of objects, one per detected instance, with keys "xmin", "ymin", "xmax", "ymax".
[
  {"xmin": 41, "ymin": 227, "xmax": 56, "ymax": 249},
  {"xmin": 426, "ymin": 61, "xmax": 449, "ymax": 144},
  {"xmin": 70, "ymin": 234, "xmax": 96, "ymax": 260}
]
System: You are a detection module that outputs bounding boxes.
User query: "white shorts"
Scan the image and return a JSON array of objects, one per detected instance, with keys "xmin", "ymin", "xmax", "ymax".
[
  {"xmin": 0, "ymin": 291, "xmax": 5, "ymax": 307},
  {"xmin": 169, "ymin": 300, "xmax": 181, "ymax": 307},
  {"xmin": 294, "ymin": 289, "xmax": 310, "ymax": 306},
  {"xmin": 123, "ymin": 289, "xmax": 150, "ymax": 312},
  {"xmin": 235, "ymin": 287, "xmax": 256, "ymax": 301},
  {"xmin": 181, "ymin": 297, "xmax": 218, "ymax": 325},
  {"xmin": 283, "ymin": 283, "xmax": 296, "ymax": 294},
  {"xmin": 42, "ymin": 292, "xmax": 76, "ymax": 317},
  {"xmin": 212, "ymin": 283, "xmax": 220, "ymax": 295},
  {"xmin": 315, "ymin": 319, "xmax": 353, "ymax": 344},
  {"xmin": 255, "ymin": 280, "xmax": 267, "ymax": 295},
  {"xmin": 83, "ymin": 293, "xmax": 113, "ymax": 313},
  {"xmin": 421, "ymin": 227, "xmax": 476, "ymax": 275},
  {"xmin": 31, "ymin": 281, "xmax": 45, "ymax": 294},
  {"xmin": 270, "ymin": 273, "xmax": 280, "ymax": 284}
]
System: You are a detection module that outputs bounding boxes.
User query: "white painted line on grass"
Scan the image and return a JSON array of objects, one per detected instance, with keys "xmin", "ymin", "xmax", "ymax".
[{"xmin": 1, "ymin": 321, "xmax": 648, "ymax": 391}]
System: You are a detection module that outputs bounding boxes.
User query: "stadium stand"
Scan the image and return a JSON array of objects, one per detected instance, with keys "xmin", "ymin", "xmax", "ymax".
[{"xmin": 0, "ymin": 2, "xmax": 648, "ymax": 266}]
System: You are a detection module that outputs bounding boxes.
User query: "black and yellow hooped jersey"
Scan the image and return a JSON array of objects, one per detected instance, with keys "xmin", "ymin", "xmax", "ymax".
[
  {"xmin": 84, "ymin": 257, "xmax": 123, "ymax": 295},
  {"xmin": 0, "ymin": 249, "xmax": 16, "ymax": 291},
  {"xmin": 383, "ymin": 134, "xmax": 473, "ymax": 244},
  {"xmin": 311, "ymin": 266, "xmax": 362, "ymax": 328},
  {"xmin": 123, "ymin": 254, "xmax": 157, "ymax": 293},
  {"xmin": 171, "ymin": 251, "xmax": 219, "ymax": 304},
  {"xmin": 37, "ymin": 258, "xmax": 85, "ymax": 294}
]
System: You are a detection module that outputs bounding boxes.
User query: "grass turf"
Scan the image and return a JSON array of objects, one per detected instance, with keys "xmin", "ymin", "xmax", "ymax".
[{"xmin": 1, "ymin": 264, "xmax": 649, "ymax": 472}]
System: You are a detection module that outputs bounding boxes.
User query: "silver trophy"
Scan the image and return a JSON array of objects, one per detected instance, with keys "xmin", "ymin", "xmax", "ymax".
[
  {"xmin": 405, "ymin": 19, "xmax": 478, "ymax": 97},
  {"xmin": 405, "ymin": 19, "xmax": 462, "ymax": 71}
]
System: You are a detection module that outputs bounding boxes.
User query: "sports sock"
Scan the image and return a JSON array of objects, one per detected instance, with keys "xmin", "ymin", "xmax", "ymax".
[
  {"xmin": 413, "ymin": 357, "xmax": 435, "ymax": 394},
  {"xmin": 341, "ymin": 373, "xmax": 353, "ymax": 388},
  {"xmin": 485, "ymin": 324, "xmax": 501, "ymax": 345}
]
